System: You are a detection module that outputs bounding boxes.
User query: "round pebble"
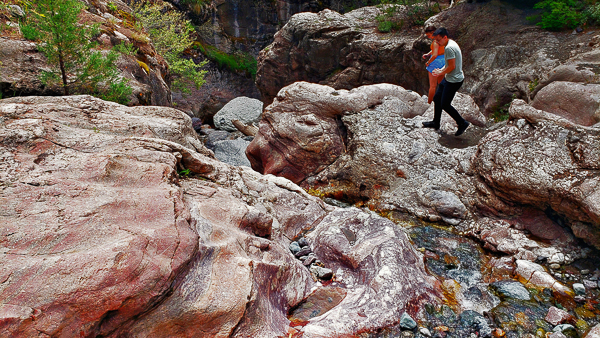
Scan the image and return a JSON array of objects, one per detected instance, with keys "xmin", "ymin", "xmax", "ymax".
[{"xmin": 550, "ymin": 263, "xmax": 561, "ymax": 270}]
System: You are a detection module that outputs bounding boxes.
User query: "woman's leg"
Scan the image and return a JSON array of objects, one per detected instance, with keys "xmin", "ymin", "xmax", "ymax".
[{"xmin": 427, "ymin": 71, "xmax": 438, "ymax": 104}]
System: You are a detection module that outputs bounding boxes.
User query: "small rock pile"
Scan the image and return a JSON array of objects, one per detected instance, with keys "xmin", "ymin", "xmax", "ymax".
[{"xmin": 289, "ymin": 236, "xmax": 333, "ymax": 281}]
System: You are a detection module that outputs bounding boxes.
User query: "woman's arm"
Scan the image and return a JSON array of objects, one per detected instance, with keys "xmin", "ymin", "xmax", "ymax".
[{"xmin": 426, "ymin": 42, "xmax": 440, "ymax": 66}]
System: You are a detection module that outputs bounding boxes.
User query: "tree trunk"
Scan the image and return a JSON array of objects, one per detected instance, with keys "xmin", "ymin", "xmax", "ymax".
[{"xmin": 58, "ymin": 50, "xmax": 69, "ymax": 96}]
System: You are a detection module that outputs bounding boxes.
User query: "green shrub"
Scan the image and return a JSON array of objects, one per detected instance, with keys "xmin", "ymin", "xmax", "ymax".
[
  {"xmin": 112, "ymin": 42, "xmax": 138, "ymax": 56},
  {"xmin": 132, "ymin": 3, "xmax": 207, "ymax": 94},
  {"xmin": 107, "ymin": 1, "xmax": 117, "ymax": 12},
  {"xmin": 377, "ymin": 19, "xmax": 395, "ymax": 32},
  {"xmin": 20, "ymin": 23, "xmax": 39, "ymax": 40},
  {"xmin": 583, "ymin": 4, "xmax": 600, "ymax": 25},
  {"xmin": 22, "ymin": 0, "xmax": 132, "ymax": 104},
  {"xmin": 196, "ymin": 43, "xmax": 257, "ymax": 78},
  {"xmin": 527, "ymin": 0, "xmax": 583, "ymax": 30},
  {"xmin": 375, "ymin": 0, "xmax": 439, "ymax": 31}
]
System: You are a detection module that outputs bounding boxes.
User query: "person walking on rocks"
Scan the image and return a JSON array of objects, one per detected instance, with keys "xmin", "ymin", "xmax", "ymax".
[
  {"xmin": 422, "ymin": 26, "xmax": 444, "ymax": 104},
  {"xmin": 422, "ymin": 28, "xmax": 470, "ymax": 136}
]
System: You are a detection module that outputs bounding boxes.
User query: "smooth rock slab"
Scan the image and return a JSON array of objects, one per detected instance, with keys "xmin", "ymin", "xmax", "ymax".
[{"xmin": 0, "ymin": 95, "xmax": 202, "ymax": 337}]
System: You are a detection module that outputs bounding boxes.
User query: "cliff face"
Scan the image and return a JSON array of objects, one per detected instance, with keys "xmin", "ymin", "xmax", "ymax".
[
  {"xmin": 187, "ymin": 0, "xmax": 380, "ymax": 55},
  {"xmin": 255, "ymin": 1, "xmax": 600, "ymax": 113}
]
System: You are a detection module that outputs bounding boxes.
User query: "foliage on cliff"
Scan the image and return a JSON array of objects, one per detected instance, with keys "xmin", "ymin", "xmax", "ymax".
[
  {"xmin": 132, "ymin": 2, "xmax": 207, "ymax": 94},
  {"xmin": 18, "ymin": 0, "xmax": 131, "ymax": 104},
  {"xmin": 376, "ymin": 0, "xmax": 441, "ymax": 32}
]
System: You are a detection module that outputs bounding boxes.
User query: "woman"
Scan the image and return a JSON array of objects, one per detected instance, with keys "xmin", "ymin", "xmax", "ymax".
[{"xmin": 422, "ymin": 26, "xmax": 445, "ymax": 104}]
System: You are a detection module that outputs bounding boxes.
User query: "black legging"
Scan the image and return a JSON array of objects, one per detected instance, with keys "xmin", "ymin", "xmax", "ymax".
[{"xmin": 433, "ymin": 79, "xmax": 466, "ymax": 126}]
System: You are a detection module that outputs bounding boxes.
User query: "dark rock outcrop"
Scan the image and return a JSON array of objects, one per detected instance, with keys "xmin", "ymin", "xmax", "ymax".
[{"xmin": 255, "ymin": 2, "xmax": 600, "ymax": 113}]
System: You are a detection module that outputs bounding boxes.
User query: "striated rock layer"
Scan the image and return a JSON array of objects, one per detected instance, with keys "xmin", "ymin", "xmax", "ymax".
[
  {"xmin": 247, "ymin": 81, "xmax": 600, "ymax": 251},
  {"xmin": 0, "ymin": 95, "xmax": 440, "ymax": 337}
]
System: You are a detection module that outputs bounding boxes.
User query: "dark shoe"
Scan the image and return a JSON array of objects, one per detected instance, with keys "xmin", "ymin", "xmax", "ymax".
[
  {"xmin": 455, "ymin": 121, "xmax": 470, "ymax": 136},
  {"xmin": 422, "ymin": 121, "xmax": 439, "ymax": 129}
]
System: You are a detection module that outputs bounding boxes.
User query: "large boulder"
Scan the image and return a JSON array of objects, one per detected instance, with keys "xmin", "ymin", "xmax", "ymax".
[
  {"xmin": 255, "ymin": 7, "xmax": 425, "ymax": 105},
  {"xmin": 473, "ymin": 99, "xmax": 600, "ymax": 248},
  {"xmin": 213, "ymin": 96, "xmax": 263, "ymax": 132},
  {"xmin": 531, "ymin": 81, "xmax": 600, "ymax": 126},
  {"xmin": 246, "ymin": 82, "xmax": 430, "ymax": 184},
  {"xmin": 0, "ymin": 95, "xmax": 442, "ymax": 337},
  {"xmin": 0, "ymin": 95, "xmax": 204, "ymax": 337}
]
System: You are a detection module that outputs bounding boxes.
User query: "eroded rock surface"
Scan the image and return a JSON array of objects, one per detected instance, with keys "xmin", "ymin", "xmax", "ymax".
[
  {"xmin": 0, "ymin": 95, "xmax": 440, "ymax": 337},
  {"xmin": 474, "ymin": 99, "xmax": 600, "ymax": 248},
  {"xmin": 247, "ymin": 81, "xmax": 600, "ymax": 253}
]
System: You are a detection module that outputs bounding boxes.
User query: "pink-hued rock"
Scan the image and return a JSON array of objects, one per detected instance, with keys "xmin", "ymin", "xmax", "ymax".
[
  {"xmin": 532, "ymin": 81, "xmax": 600, "ymax": 127},
  {"xmin": 246, "ymin": 82, "xmax": 429, "ymax": 184},
  {"xmin": 514, "ymin": 260, "xmax": 572, "ymax": 295},
  {"xmin": 1, "ymin": 95, "xmax": 442, "ymax": 337},
  {"xmin": 0, "ymin": 95, "xmax": 203, "ymax": 337},
  {"xmin": 585, "ymin": 324, "xmax": 600, "ymax": 338},
  {"xmin": 302, "ymin": 208, "xmax": 441, "ymax": 337},
  {"xmin": 545, "ymin": 306, "xmax": 573, "ymax": 326},
  {"xmin": 475, "ymin": 100, "xmax": 600, "ymax": 249}
]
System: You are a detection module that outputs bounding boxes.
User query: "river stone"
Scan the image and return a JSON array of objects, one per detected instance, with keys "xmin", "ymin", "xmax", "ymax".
[
  {"xmin": 549, "ymin": 332, "xmax": 568, "ymax": 338},
  {"xmin": 573, "ymin": 283, "xmax": 586, "ymax": 295},
  {"xmin": 214, "ymin": 96, "xmax": 263, "ymax": 132},
  {"xmin": 420, "ymin": 188, "xmax": 468, "ymax": 221},
  {"xmin": 554, "ymin": 324, "xmax": 577, "ymax": 334},
  {"xmin": 298, "ymin": 237, "xmax": 309, "ymax": 247},
  {"xmin": 419, "ymin": 327, "xmax": 432, "ymax": 337},
  {"xmin": 490, "ymin": 281, "xmax": 531, "ymax": 301},
  {"xmin": 310, "ymin": 265, "xmax": 333, "ymax": 280},
  {"xmin": 212, "ymin": 138, "xmax": 252, "ymax": 167},
  {"xmin": 204, "ymin": 129, "xmax": 230, "ymax": 150},
  {"xmin": 295, "ymin": 246, "xmax": 312, "ymax": 258},
  {"xmin": 545, "ymin": 306, "xmax": 573, "ymax": 326},
  {"xmin": 399, "ymin": 312, "xmax": 417, "ymax": 330},
  {"xmin": 289, "ymin": 241, "xmax": 301, "ymax": 254},
  {"xmin": 459, "ymin": 310, "xmax": 491, "ymax": 337}
]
